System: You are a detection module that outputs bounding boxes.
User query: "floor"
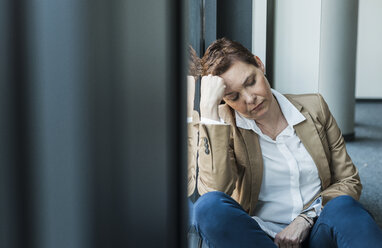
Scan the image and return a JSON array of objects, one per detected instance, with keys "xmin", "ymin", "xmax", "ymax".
[{"xmin": 346, "ymin": 101, "xmax": 382, "ymax": 227}]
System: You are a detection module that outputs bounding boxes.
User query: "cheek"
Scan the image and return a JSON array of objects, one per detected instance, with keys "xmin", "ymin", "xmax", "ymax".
[
  {"xmin": 259, "ymin": 82, "xmax": 272, "ymax": 97},
  {"xmin": 227, "ymin": 101, "xmax": 248, "ymax": 113}
]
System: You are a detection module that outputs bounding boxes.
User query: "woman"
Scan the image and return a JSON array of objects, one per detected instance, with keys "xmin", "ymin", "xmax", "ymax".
[{"xmin": 187, "ymin": 38, "xmax": 382, "ymax": 248}]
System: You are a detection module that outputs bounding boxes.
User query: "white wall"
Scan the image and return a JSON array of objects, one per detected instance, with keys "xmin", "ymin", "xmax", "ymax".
[
  {"xmin": 273, "ymin": 0, "xmax": 322, "ymax": 94},
  {"xmin": 252, "ymin": 0, "xmax": 267, "ymax": 65},
  {"xmin": 356, "ymin": 0, "xmax": 382, "ymax": 99},
  {"xmin": 271, "ymin": 0, "xmax": 358, "ymax": 136}
]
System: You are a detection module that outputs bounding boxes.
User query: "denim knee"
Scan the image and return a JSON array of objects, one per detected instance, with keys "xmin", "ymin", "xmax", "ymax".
[
  {"xmin": 194, "ymin": 191, "xmax": 231, "ymax": 218},
  {"xmin": 324, "ymin": 195, "xmax": 359, "ymax": 212},
  {"xmin": 311, "ymin": 196, "xmax": 382, "ymax": 248},
  {"xmin": 193, "ymin": 191, "xmax": 278, "ymax": 248},
  {"xmin": 318, "ymin": 195, "xmax": 362, "ymax": 224},
  {"xmin": 194, "ymin": 191, "xmax": 233, "ymax": 228}
]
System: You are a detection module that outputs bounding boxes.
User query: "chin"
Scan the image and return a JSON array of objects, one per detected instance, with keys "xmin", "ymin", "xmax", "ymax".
[
  {"xmin": 243, "ymin": 112, "xmax": 260, "ymax": 120},
  {"xmin": 250, "ymin": 108, "xmax": 267, "ymax": 120}
]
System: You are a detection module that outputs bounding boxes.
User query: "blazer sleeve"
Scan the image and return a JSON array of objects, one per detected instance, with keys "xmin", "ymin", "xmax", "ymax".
[
  {"xmin": 318, "ymin": 94, "xmax": 362, "ymax": 206},
  {"xmin": 196, "ymin": 123, "xmax": 238, "ymax": 196},
  {"xmin": 187, "ymin": 121, "xmax": 197, "ymax": 197}
]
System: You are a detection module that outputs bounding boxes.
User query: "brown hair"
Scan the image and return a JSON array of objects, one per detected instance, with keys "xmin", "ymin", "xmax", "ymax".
[
  {"xmin": 188, "ymin": 45, "xmax": 202, "ymax": 78},
  {"xmin": 201, "ymin": 37, "xmax": 258, "ymax": 76}
]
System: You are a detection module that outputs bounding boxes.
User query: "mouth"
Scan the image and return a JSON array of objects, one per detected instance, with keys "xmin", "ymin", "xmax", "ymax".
[{"xmin": 251, "ymin": 102, "xmax": 263, "ymax": 112}]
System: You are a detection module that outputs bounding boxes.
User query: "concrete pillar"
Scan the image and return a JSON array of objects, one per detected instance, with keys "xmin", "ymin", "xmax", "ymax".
[
  {"xmin": 356, "ymin": 0, "xmax": 382, "ymax": 99},
  {"xmin": 252, "ymin": 0, "xmax": 267, "ymax": 65},
  {"xmin": 272, "ymin": 0, "xmax": 359, "ymax": 139}
]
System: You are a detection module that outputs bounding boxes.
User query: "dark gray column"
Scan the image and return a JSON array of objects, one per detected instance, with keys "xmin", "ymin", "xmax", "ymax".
[
  {"xmin": 0, "ymin": 0, "xmax": 186, "ymax": 247},
  {"xmin": 205, "ymin": 0, "xmax": 217, "ymax": 49},
  {"xmin": 27, "ymin": 0, "xmax": 91, "ymax": 247},
  {"xmin": 188, "ymin": 0, "xmax": 204, "ymax": 56},
  {"xmin": 216, "ymin": 0, "xmax": 253, "ymax": 51},
  {"xmin": 0, "ymin": 0, "xmax": 16, "ymax": 247}
]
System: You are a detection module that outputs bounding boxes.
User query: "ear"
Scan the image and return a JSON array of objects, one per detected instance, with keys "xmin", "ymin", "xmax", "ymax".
[{"xmin": 254, "ymin": 56, "xmax": 265, "ymax": 74}]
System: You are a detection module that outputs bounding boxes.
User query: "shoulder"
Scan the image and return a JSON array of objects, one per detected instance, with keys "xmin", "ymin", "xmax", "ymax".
[
  {"xmin": 284, "ymin": 93, "xmax": 323, "ymax": 109},
  {"xmin": 218, "ymin": 103, "xmax": 236, "ymax": 125},
  {"xmin": 284, "ymin": 93, "xmax": 329, "ymax": 124}
]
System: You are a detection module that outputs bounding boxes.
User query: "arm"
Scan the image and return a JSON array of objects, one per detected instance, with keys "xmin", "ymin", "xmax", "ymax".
[
  {"xmin": 197, "ymin": 123, "xmax": 238, "ymax": 196},
  {"xmin": 187, "ymin": 76, "xmax": 197, "ymax": 196},
  {"xmin": 317, "ymin": 94, "xmax": 362, "ymax": 205},
  {"xmin": 187, "ymin": 118, "xmax": 198, "ymax": 197},
  {"xmin": 275, "ymin": 95, "xmax": 362, "ymax": 247},
  {"xmin": 196, "ymin": 75, "xmax": 239, "ymax": 196}
]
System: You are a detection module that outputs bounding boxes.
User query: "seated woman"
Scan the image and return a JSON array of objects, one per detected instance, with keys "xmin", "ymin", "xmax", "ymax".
[{"xmin": 187, "ymin": 38, "xmax": 382, "ymax": 248}]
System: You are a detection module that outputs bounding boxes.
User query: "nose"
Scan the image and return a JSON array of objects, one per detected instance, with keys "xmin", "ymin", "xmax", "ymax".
[{"xmin": 242, "ymin": 91, "xmax": 256, "ymax": 104}]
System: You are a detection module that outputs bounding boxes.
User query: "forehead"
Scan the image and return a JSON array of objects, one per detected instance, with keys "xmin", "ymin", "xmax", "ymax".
[{"xmin": 220, "ymin": 61, "xmax": 255, "ymax": 88}]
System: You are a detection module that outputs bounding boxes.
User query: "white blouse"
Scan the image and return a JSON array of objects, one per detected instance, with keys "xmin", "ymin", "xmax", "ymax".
[{"xmin": 235, "ymin": 89, "xmax": 322, "ymax": 237}]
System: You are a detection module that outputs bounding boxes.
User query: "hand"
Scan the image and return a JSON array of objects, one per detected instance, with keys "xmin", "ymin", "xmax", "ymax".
[
  {"xmin": 200, "ymin": 74, "xmax": 226, "ymax": 121},
  {"xmin": 187, "ymin": 76, "xmax": 196, "ymax": 118},
  {"xmin": 274, "ymin": 216, "xmax": 311, "ymax": 248}
]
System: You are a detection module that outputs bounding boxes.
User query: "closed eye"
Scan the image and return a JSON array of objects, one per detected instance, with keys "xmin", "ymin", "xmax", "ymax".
[
  {"xmin": 227, "ymin": 93, "xmax": 239, "ymax": 101},
  {"xmin": 247, "ymin": 79, "xmax": 256, "ymax": 86},
  {"xmin": 243, "ymin": 74, "xmax": 256, "ymax": 87}
]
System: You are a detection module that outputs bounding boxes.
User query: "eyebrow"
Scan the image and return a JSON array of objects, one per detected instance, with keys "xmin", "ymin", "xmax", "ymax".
[{"xmin": 242, "ymin": 74, "xmax": 255, "ymax": 86}]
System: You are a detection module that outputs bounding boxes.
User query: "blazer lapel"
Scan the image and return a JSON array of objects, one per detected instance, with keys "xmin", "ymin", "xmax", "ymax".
[
  {"xmin": 294, "ymin": 111, "xmax": 331, "ymax": 189},
  {"xmin": 238, "ymin": 128, "xmax": 263, "ymax": 214},
  {"xmin": 286, "ymin": 96, "xmax": 331, "ymax": 189},
  {"xmin": 219, "ymin": 104, "xmax": 263, "ymax": 213}
]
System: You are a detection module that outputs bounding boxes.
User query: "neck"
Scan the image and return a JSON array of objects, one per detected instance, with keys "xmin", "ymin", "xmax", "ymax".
[{"xmin": 255, "ymin": 95, "xmax": 284, "ymax": 128}]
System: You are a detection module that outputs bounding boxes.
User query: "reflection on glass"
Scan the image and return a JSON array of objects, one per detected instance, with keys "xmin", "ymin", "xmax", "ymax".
[{"xmin": 186, "ymin": 2, "xmax": 379, "ymax": 247}]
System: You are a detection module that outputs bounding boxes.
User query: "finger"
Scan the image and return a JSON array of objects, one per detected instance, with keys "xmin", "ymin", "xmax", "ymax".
[
  {"xmin": 297, "ymin": 238, "xmax": 303, "ymax": 247},
  {"xmin": 187, "ymin": 75, "xmax": 195, "ymax": 83},
  {"xmin": 290, "ymin": 237, "xmax": 300, "ymax": 248},
  {"xmin": 294, "ymin": 238, "xmax": 303, "ymax": 248},
  {"xmin": 273, "ymin": 240, "xmax": 280, "ymax": 248},
  {"xmin": 278, "ymin": 240, "xmax": 287, "ymax": 248},
  {"xmin": 274, "ymin": 236, "xmax": 280, "ymax": 248},
  {"xmin": 215, "ymin": 75, "xmax": 224, "ymax": 84},
  {"xmin": 288, "ymin": 241, "xmax": 297, "ymax": 248},
  {"xmin": 201, "ymin": 75, "xmax": 209, "ymax": 84}
]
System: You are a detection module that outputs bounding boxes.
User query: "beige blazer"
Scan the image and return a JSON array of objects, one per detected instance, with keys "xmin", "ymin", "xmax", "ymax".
[{"xmin": 188, "ymin": 93, "xmax": 362, "ymax": 216}]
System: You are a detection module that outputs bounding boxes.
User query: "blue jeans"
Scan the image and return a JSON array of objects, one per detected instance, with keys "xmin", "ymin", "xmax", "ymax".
[{"xmin": 188, "ymin": 191, "xmax": 382, "ymax": 248}]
